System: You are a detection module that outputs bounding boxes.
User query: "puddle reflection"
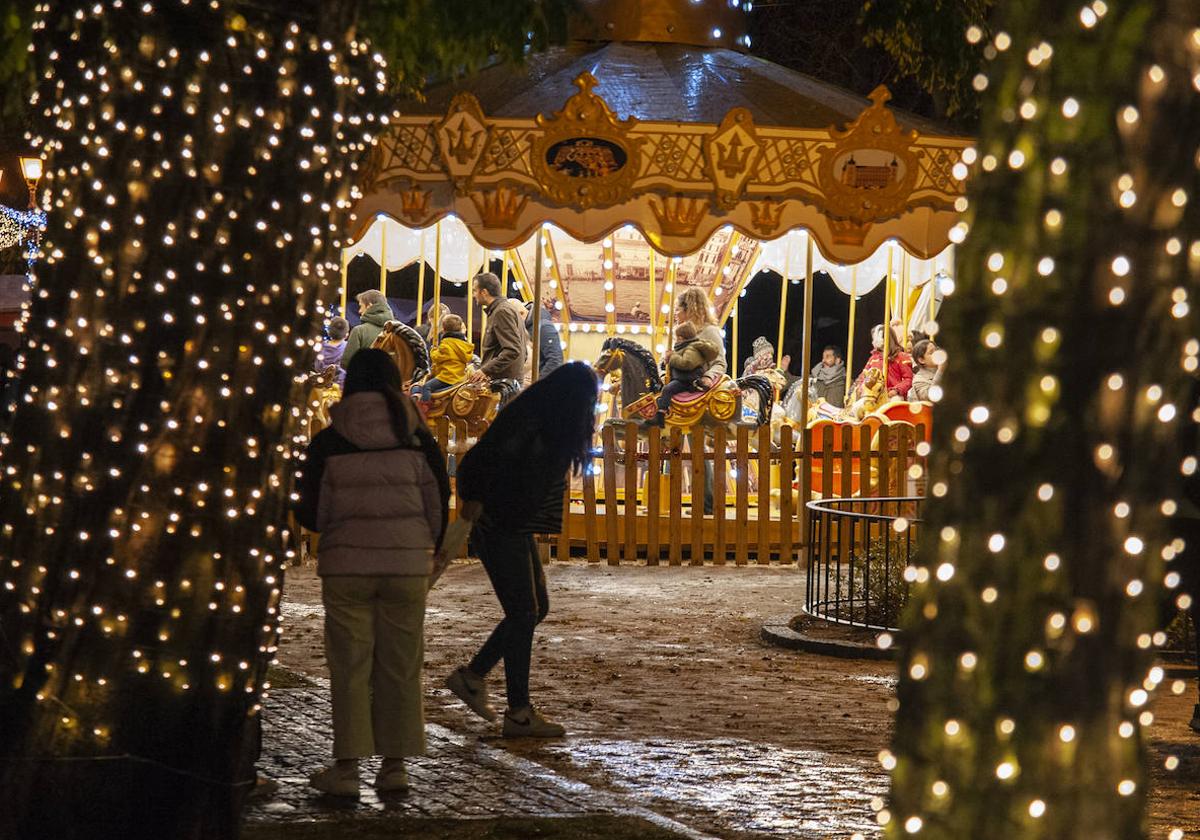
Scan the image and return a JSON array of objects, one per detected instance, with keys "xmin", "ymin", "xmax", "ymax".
[{"xmin": 538, "ymin": 737, "xmax": 884, "ymax": 837}]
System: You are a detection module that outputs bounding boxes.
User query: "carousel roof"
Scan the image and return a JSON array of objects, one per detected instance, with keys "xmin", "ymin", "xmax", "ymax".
[
  {"xmin": 401, "ymin": 42, "xmax": 958, "ymax": 138},
  {"xmin": 347, "ymin": 0, "xmax": 972, "ymax": 265}
]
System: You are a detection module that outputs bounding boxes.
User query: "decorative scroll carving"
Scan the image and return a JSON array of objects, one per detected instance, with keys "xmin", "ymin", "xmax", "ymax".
[
  {"xmin": 435, "ymin": 93, "xmax": 491, "ymax": 194},
  {"xmin": 704, "ymin": 108, "xmax": 762, "ymax": 210},
  {"xmin": 529, "ymin": 73, "xmax": 642, "ymax": 209},
  {"xmin": 469, "ymin": 186, "xmax": 529, "ymax": 230},
  {"xmin": 353, "ymin": 77, "xmax": 970, "ymax": 259},
  {"xmin": 748, "ymin": 199, "xmax": 785, "ymax": 235},
  {"xmin": 649, "ymin": 195, "xmax": 709, "ymax": 237},
  {"xmin": 816, "ymin": 86, "xmax": 922, "ymax": 228},
  {"xmin": 398, "ymin": 186, "xmax": 432, "ymax": 224}
]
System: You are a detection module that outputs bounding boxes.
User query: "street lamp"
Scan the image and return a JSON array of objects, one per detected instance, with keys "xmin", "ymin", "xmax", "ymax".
[{"xmin": 18, "ymin": 156, "xmax": 42, "ymax": 209}]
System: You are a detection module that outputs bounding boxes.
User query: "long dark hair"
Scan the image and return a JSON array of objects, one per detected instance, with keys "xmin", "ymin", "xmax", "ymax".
[
  {"xmin": 342, "ymin": 348, "xmax": 420, "ymax": 442},
  {"xmin": 485, "ymin": 362, "xmax": 599, "ymax": 475}
]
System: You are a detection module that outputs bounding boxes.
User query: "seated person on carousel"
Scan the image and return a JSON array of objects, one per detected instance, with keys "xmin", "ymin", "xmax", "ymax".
[
  {"xmin": 743, "ymin": 336, "xmax": 777, "ymax": 377},
  {"xmin": 810, "ymin": 344, "xmax": 846, "ymax": 406},
  {"xmin": 314, "ymin": 316, "xmax": 349, "ymax": 387},
  {"xmin": 909, "ymin": 338, "xmax": 946, "ymax": 402},
  {"xmin": 418, "ymin": 314, "xmax": 473, "ymax": 402},
  {"xmin": 644, "ymin": 322, "xmax": 719, "ymax": 428},
  {"xmin": 851, "ymin": 323, "xmax": 913, "ymax": 402}
]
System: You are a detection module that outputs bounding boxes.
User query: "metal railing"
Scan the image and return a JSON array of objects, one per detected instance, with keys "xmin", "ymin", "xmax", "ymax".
[{"xmin": 804, "ymin": 496, "xmax": 924, "ymax": 632}]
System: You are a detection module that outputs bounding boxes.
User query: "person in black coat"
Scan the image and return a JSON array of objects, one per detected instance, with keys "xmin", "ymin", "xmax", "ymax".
[
  {"xmin": 442, "ymin": 363, "xmax": 597, "ymax": 738},
  {"xmin": 525, "ymin": 298, "xmax": 564, "ymax": 377}
]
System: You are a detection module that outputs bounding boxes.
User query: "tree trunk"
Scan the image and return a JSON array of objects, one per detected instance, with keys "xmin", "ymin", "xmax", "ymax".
[
  {"xmin": 888, "ymin": 1, "xmax": 1199, "ymax": 838},
  {"xmin": 0, "ymin": 2, "xmax": 372, "ymax": 837}
]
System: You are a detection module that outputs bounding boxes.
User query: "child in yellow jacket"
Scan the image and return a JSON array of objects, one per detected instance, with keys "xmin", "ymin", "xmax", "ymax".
[{"xmin": 419, "ymin": 314, "xmax": 474, "ymax": 402}]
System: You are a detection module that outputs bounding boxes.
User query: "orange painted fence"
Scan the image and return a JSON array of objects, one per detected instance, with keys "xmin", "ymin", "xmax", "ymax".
[{"xmin": 431, "ymin": 418, "xmax": 927, "ymax": 566}]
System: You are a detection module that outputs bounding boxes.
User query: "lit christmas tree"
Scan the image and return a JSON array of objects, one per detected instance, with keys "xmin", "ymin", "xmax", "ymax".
[
  {"xmin": 888, "ymin": 1, "xmax": 1199, "ymax": 838},
  {"xmin": 0, "ymin": 0, "xmax": 567, "ymax": 835}
]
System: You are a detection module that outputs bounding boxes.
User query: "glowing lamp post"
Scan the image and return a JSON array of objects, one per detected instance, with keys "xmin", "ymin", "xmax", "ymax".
[{"xmin": 18, "ymin": 156, "xmax": 43, "ymax": 209}]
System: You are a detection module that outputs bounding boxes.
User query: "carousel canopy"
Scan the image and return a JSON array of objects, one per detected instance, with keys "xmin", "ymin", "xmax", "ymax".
[
  {"xmin": 395, "ymin": 41, "xmax": 956, "ymax": 138},
  {"xmin": 346, "ymin": 0, "xmax": 972, "ymax": 265}
]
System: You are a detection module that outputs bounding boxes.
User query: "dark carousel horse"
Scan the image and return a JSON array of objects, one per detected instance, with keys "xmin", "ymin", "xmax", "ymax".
[{"xmin": 594, "ymin": 336, "xmax": 773, "ymax": 429}]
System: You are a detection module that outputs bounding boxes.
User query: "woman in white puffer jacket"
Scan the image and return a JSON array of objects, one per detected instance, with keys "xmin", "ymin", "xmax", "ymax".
[{"xmin": 294, "ymin": 348, "xmax": 449, "ymax": 798}]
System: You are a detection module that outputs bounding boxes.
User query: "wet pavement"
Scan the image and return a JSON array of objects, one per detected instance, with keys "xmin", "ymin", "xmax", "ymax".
[
  {"xmin": 249, "ymin": 679, "xmax": 887, "ymax": 839},
  {"xmin": 269, "ymin": 563, "xmax": 1200, "ymax": 839},
  {"xmin": 248, "ymin": 682, "xmax": 713, "ymax": 837},
  {"xmin": 529, "ymin": 737, "xmax": 883, "ymax": 838}
]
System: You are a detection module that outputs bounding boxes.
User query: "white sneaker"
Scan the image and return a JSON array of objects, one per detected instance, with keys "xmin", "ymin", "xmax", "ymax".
[
  {"xmin": 375, "ymin": 759, "xmax": 409, "ymax": 793},
  {"xmin": 309, "ymin": 763, "xmax": 359, "ymax": 797},
  {"xmin": 446, "ymin": 666, "xmax": 497, "ymax": 721},
  {"xmin": 502, "ymin": 706, "xmax": 566, "ymax": 738}
]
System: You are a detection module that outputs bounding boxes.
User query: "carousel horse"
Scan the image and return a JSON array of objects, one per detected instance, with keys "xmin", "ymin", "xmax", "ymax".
[
  {"xmin": 302, "ymin": 364, "xmax": 342, "ymax": 440},
  {"xmin": 371, "ymin": 320, "xmax": 432, "ymax": 386},
  {"xmin": 594, "ymin": 336, "xmax": 773, "ymax": 428},
  {"xmin": 779, "ymin": 366, "xmax": 885, "ymax": 427},
  {"xmin": 421, "ymin": 377, "xmax": 522, "ymax": 437},
  {"xmin": 374, "ymin": 320, "xmax": 520, "ymax": 436}
]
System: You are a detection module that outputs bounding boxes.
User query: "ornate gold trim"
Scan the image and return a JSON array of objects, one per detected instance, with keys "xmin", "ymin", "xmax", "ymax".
[
  {"xmin": 649, "ymin": 194, "xmax": 709, "ymax": 237},
  {"xmin": 529, "ymin": 73, "xmax": 642, "ymax": 209},
  {"xmin": 704, "ymin": 107, "xmax": 762, "ymax": 211},
  {"xmin": 816, "ymin": 86, "xmax": 921, "ymax": 227},
  {"xmin": 435, "ymin": 93, "xmax": 492, "ymax": 195},
  {"xmin": 469, "ymin": 186, "xmax": 529, "ymax": 230},
  {"xmin": 398, "ymin": 185, "xmax": 432, "ymax": 224},
  {"xmin": 748, "ymin": 199, "xmax": 784, "ymax": 235}
]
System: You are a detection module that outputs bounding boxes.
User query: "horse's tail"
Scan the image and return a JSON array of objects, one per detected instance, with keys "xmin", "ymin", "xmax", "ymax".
[
  {"xmin": 736, "ymin": 375, "xmax": 774, "ymax": 427},
  {"xmin": 489, "ymin": 378, "xmax": 523, "ymax": 409}
]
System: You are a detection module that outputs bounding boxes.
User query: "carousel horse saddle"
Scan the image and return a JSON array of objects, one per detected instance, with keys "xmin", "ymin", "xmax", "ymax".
[{"xmin": 673, "ymin": 374, "xmax": 731, "ymax": 404}]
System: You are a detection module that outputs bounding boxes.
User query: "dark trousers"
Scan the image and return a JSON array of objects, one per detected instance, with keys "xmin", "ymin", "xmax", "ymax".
[
  {"xmin": 656, "ymin": 374, "xmax": 698, "ymax": 412},
  {"xmin": 419, "ymin": 377, "xmax": 454, "ymax": 401},
  {"xmin": 467, "ymin": 525, "xmax": 549, "ymax": 709}
]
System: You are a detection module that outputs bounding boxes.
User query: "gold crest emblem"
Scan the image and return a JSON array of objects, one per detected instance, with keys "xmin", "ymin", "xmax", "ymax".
[{"xmin": 529, "ymin": 73, "xmax": 642, "ymax": 209}]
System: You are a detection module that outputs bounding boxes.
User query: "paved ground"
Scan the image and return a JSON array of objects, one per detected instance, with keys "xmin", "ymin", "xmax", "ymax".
[
  {"xmin": 247, "ymin": 680, "xmax": 708, "ymax": 838},
  {"xmin": 260, "ymin": 561, "xmax": 1200, "ymax": 839}
]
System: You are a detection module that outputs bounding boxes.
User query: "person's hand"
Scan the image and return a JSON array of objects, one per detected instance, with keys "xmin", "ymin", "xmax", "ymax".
[
  {"xmin": 468, "ymin": 369, "xmax": 488, "ymax": 385},
  {"xmin": 698, "ymin": 375, "xmax": 714, "ymax": 390},
  {"xmin": 888, "ymin": 390, "xmax": 899, "ymax": 399}
]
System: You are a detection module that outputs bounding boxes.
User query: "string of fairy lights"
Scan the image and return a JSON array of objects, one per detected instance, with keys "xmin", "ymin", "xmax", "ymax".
[
  {"xmin": 0, "ymin": 1, "xmax": 385, "ymax": 752},
  {"xmin": 875, "ymin": 2, "xmax": 1200, "ymax": 838}
]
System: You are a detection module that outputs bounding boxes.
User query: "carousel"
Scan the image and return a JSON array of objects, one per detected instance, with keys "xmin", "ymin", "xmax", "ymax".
[{"xmin": 313, "ymin": 0, "xmax": 972, "ymax": 559}]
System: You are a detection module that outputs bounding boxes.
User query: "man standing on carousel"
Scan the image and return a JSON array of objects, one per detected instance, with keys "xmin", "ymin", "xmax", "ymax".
[{"xmin": 468, "ymin": 272, "xmax": 528, "ymax": 385}]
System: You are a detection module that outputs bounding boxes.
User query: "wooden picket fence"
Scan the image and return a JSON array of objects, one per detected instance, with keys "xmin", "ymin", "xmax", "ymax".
[{"xmin": 430, "ymin": 416, "xmax": 927, "ymax": 566}]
